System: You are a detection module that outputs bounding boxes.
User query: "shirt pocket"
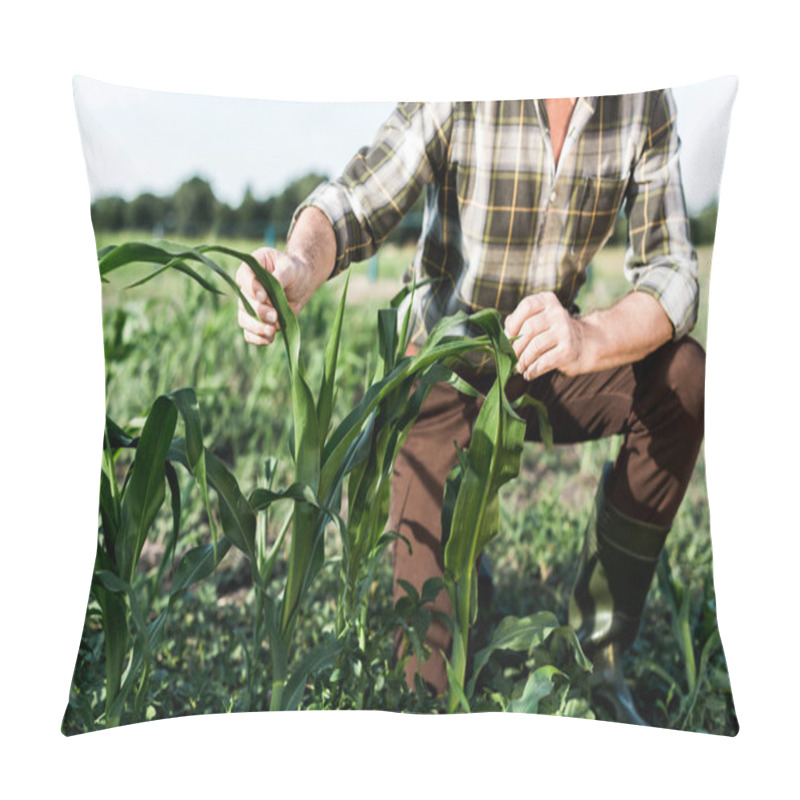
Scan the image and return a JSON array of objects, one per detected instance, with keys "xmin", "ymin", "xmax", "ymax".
[{"xmin": 569, "ymin": 175, "xmax": 628, "ymax": 259}]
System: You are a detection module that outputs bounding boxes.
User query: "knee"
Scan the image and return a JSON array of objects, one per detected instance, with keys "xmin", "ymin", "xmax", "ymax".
[
  {"xmin": 672, "ymin": 338, "xmax": 705, "ymax": 416},
  {"xmin": 657, "ymin": 337, "xmax": 706, "ymax": 423}
]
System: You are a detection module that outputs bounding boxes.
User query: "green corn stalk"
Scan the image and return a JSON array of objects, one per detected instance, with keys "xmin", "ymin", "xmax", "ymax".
[
  {"xmin": 332, "ymin": 279, "xmax": 508, "ymax": 641},
  {"xmin": 100, "ymin": 242, "xmax": 349, "ymax": 710},
  {"xmin": 439, "ymin": 314, "xmax": 551, "ymax": 712},
  {"xmin": 308, "ymin": 307, "xmax": 546, "ymax": 706},
  {"xmin": 656, "ymin": 553, "xmax": 697, "ymax": 694},
  {"xmin": 655, "ymin": 552, "xmax": 723, "ymax": 729},
  {"xmin": 334, "ymin": 282, "xmax": 426, "ymax": 640},
  {"xmin": 92, "ymin": 387, "xmax": 223, "ymax": 727},
  {"xmin": 98, "ymin": 241, "xmax": 546, "ymax": 713}
]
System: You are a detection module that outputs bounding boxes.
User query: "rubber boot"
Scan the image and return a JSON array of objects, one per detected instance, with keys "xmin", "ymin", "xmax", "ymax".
[{"xmin": 569, "ymin": 463, "xmax": 670, "ymax": 726}]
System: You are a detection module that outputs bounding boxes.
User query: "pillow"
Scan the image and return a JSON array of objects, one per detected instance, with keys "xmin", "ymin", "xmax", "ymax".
[{"xmin": 64, "ymin": 75, "xmax": 738, "ymax": 735}]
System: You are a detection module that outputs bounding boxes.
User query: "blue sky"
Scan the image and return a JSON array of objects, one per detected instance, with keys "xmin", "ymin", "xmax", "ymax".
[{"xmin": 74, "ymin": 75, "xmax": 736, "ymax": 215}]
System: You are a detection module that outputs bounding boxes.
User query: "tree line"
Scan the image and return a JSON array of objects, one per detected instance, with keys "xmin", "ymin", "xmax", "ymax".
[
  {"xmin": 90, "ymin": 172, "xmax": 719, "ymax": 247},
  {"xmin": 90, "ymin": 172, "xmax": 424, "ymax": 246}
]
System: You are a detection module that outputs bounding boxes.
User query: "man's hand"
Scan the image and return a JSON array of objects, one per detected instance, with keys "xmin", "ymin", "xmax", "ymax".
[
  {"xmin": 504, "ymin": 292, "xmax": 587, "ymax": 380},
  {"xmin": 504, "ymin": 290, "xmax": 674, "ymax": 380},
  {"xmin": 236, "ymin": 207, "xmax": 337, "ymax": 346},
  {"xmin": 236, "ymin": 248, "xmax": 315, "ymax": 346}
]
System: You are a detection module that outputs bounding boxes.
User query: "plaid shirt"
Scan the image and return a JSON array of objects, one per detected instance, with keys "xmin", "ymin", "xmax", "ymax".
[{"xmin": 291, "ymin": 92, "xmax": 698, "ymax": 346}]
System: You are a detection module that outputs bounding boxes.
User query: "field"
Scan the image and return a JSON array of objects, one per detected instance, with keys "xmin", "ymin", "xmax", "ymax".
[{"xmin": 62, "ymin": 235, "xmax": 737, "ymax": 734}]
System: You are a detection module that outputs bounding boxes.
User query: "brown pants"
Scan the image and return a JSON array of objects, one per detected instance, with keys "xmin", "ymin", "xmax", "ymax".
[{"xmin": 389, "ymin": 337, "xmax": 706, "ymax": 694}]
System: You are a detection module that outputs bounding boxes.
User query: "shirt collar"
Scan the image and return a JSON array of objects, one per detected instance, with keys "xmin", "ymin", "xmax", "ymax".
[{"xmin": 535, "ymin": 96, "xmax": 597, "ymax": 122}]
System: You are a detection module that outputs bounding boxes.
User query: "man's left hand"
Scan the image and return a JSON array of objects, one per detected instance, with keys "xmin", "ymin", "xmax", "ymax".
[{"xmin": 504, "ymin": 292, "xmax": 588, "ymax": 380}]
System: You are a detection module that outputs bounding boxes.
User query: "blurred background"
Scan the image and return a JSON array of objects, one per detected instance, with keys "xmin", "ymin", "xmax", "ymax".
[{"xmin": 75, "ymin": 76, "xmax": 734, "ymax": 250}]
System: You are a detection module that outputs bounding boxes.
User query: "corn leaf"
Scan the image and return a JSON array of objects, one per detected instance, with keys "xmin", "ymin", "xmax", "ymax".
[
  {"xmin": 512, "ymin": 394, "xmax": 553, "ymax": 451},
  {"xmin": 444, "ymin": 657, "xmax": 472, "ymax": 713},
  {"xmin": 466, "ymin": 613, "xmax": 560, "ymax": 696},
  {"xmin": 91, "ymin": 546, "xmax": 129, "ymax": 726},
  {"xmin": 99, "ymin": 241, "xmax": 198, "ymax": 274},
  {"xmin": 162, "ymin": 461, "xmax": 182, "ymax": 571},
  {"xmin": 168, "ymin": 438, "xmax": 258, "ymax": 568},
  {"xmin": 104, "ymin": 416, "xmax": 133, "ymax": 449},
  {"xmin": 318, "ymin": 270, "xmax": 350, "ymax": 441},
  {"xmin": 117, "ymin": 395, "xmax": 178, "ymax": 583},
  {"xmin": 442, "ymin": 354, "xmax": 524, "ymax": 581},
  {"xmin": 319, "ymin": 332, "xmax": 490, "ymax": 499},
  {"xmin": 393, "ymin": 277, "xmax": 430, "ymax": 361},
  {"xmin": 166, "ymin": 388, "xmax": 216, "ymax": 550},
  {"xmin": 377, "ymin": 307, "xmax": 398, "ymax": 378},
  {"xmin": 440, "ymin": 314, "xmax": 528, "ymax": 711},
  {"xmin": 99, "ymin": 242, "xmax": 256, "ymax": 321},
  {"xmin": 169, "ymin": 538, "xmax": 233, "ymax": 596},
  {"xmin": 94, "ymin": 569, "xmax": 162, "ymax": 726},
  {"xmin": 98, "ymin": 471, "xmax": 119, "ymax": 558},
  {"xmin": 282, "ymin": 639, "xmax": 345, "ymax": 711},
  {"xmin": 107, "ymin": 611, "xmax": 168, "ymax": 727},
  {"xmin": 249, "ymin": 483, "xmax": 320, "ymax": 511},
  {"xmin": 680, "ymin": 628, "xmax": 721, "ymax": 730},
  {"xmin": 204, "ymin": 450, "xmax": 258, "ymax": 567},
  {"xmin": 507, "ymin": 666, "xmax": 564, "ymax": 714}
]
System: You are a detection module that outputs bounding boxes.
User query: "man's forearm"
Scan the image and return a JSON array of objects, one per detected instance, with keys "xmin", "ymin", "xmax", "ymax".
[
  {"xmin": 577, "ymin": 291, "xmax": 674, "ymax": 374},
  {"xmin": 286, "ymin": 207, "xmax": 338, "ymax": 294}
]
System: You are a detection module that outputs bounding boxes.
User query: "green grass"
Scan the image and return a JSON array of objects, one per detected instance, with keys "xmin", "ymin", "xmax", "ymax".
[{"xmin": 63, "ymin": 235, "xmax": 735, "ymax": 734}]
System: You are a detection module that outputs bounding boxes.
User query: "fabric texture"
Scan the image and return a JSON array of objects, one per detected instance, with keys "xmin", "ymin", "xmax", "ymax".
[{"xmin": 291, "ymin": 93, "xmax": 699, "ymax": 363}]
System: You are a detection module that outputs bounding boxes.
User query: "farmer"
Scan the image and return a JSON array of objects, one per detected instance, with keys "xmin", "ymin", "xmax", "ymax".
[{"xmin": 235, "ymin": 95, "xmax": 704, "ymax": 724}]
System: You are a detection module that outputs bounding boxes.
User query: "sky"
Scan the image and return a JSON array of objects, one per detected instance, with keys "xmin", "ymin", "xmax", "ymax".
[{"xmin": 73, "ymin": 75, "xmax": 737, "ymax": 215}]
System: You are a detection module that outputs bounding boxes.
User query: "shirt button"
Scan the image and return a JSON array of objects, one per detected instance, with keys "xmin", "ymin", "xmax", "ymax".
[{"xmin": 550, "ymin": 191, "xmax": 557, "ymax": 202}]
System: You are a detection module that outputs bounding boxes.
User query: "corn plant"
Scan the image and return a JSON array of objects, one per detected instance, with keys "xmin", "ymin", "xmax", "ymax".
[
  {"xmin": 334, "ymin": 281, "xmax": 438, "ymax": 640},
  {"xmin": 97, "ymin": 240, "xmax": 546, "ymax": 713},
  {"xmin": 281, "ymin": 299, "xmax": 545, "ymax": 707},
  {"xmin": 98, "ymin": 241, "xmax": 336, "ymax": 710},
  {"xmin": 459, "ymin": 611, "xmax": 594, "ymax": 714},
  {"xmin": 90, "ymin": 387, "xmax": 228, "ymax": 728},
  {"xmin": 652, "ymin": 552, "xmax": 724, "ymax": 730},
  {"xmin": 97, "ymin": 243, "xmax": 385, "ymax": 709},
  {"xmin": 438, "ymin": 317, "xmax": 554, "ymax": 712}
]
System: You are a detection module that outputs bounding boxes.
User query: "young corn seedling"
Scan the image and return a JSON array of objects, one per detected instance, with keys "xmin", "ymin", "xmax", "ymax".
[
  {"xmin": 333, "ymin": 281, "xmax": 435, "ymax": 642},
  {"xmin": 97, "ymin": 241, "xmax": 551, "ymax": 713},
  {"xmin": 87, "ymin": 387, "xmax": 227, "ymax": 728},
  {"xmin": 326, "ymin": 309, "xmax": 528, "ymax": 622},
  {"xmin": 653, "ymin": 552, "xmax": 723, "ymax": 730},
  {"xmin": 98, "ymin": 241, "xmax": 342, "ymax": 711},
  {"xmin": 100, "ymin": 242, "xmax": 403, "ymax": 710},
  {"xmin": 439, "ymin": 314, "xmax": 554, "ymax": 713}
]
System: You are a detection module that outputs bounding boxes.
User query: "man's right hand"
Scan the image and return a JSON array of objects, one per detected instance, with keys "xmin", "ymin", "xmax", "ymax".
[
  {"xmin": 236, "ymin": 248, "xmax": 311, "ymax": 346},
  {"xmin": 235, "ymin": 208, "xmax": 338, "ymax": 346}
]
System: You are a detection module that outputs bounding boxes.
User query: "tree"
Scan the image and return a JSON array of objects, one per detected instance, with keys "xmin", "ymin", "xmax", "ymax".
[
  {"xmin": 91, "ymin": 196, "xmax": 128, "ymax": 232},
  {"xmin": 236, "ymin": 185, "xmax": 268, "ymax": 239},
  {"xmin": 271, "ymin": 172, "xmax": 328, "ymax": 236},
  {"xmin": 214, "ymin": 202, "xmax": 238, "ymax": 239},
  {"xmin": 173, "ymin": 176, "xmax": 217, "ymax": 237},
  {"xmin": 689, "ymin": 202, "xmax": 718, "ymax": 246},
  {"xmin": 124, "ymin": 192, "xmax": 165, "ymax": 232}
]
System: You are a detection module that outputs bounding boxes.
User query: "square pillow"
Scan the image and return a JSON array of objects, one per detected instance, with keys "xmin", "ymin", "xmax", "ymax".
[{"xmin": 64, "ymin": 75, "xmax": 738, "ymax": 735}]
